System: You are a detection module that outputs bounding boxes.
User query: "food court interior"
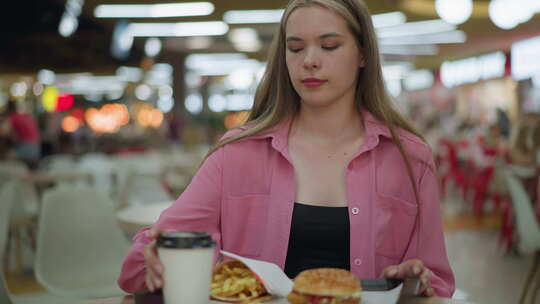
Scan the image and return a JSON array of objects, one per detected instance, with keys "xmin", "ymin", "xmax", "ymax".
[{"xmin": 1, "ymin": 0, "xmax": 540, "ymax": 303}]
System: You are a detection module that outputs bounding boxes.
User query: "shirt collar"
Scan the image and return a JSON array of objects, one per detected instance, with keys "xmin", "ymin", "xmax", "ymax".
[{"xmin": 245, "ymin": 110, "xmax": 393, "ymax": 156}]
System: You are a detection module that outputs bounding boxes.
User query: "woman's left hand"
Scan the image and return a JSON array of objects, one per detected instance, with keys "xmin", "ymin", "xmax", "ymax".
[{"xmin": 381, "ymin": 259, "xmax": 435, "ymax": 297}]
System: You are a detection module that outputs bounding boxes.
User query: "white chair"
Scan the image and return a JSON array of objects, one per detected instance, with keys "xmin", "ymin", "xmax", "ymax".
[
  {"xmin": 504, "ymin": 171, "xmax": 540, "ymax": 304},
  {"xmin": 78, "ymin": 153, "xmax": 115, "ymax": 198},
  {"xmin": 114, "ymin": 155, "xmax": 173, "ymax": 209},
  {"xmin": 34, "ymin": 186, "xmax": 129, "ymax": 299},
  {"xmin": 0, "ymin": 181, "xmax": 73, "ymax": 304},
  {"xmin": 1, "ymin": 166, "xmax": 39, "ymax": 275}
]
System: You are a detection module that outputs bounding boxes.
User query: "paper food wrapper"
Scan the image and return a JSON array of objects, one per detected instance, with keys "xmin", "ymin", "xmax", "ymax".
[{"xmin": 219, "ymin": 251, "xmax": 402, "ymax": 304}]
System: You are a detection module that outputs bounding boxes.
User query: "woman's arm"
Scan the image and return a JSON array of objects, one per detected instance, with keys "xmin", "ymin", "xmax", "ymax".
[
  {"xmin": 117, "ymin": 147, "xmax": 224, "ymax": 293},
  {"xmin": 403, "ymin": 156, "xmax": 455, "ymax": 297}
]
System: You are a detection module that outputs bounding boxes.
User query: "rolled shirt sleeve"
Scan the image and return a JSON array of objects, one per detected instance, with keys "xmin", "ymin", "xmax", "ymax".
[
  {"xmin": 403, "ymin": 155, "xmax": 455, "ymax": 297},
  {"xmin": 117, "ymin": 147, "xmax": 224, "ymax": 293}
]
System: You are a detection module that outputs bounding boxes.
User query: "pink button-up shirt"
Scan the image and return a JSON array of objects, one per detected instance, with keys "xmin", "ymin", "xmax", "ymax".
[{"xmin": 118, "ymin": 111, "xmax": 455, "ymax": 297}]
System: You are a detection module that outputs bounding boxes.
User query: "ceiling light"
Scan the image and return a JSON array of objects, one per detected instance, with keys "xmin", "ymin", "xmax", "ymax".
[
  {"xmin": 38, "ymin": 69, "xmax": 56, "ymax": 85},
  {"xmin": 59, "ymin": 15, "xmax": 79, "ymax": 37},
  {"xmin": 228, "ymin": 28, "xmax": 262, "ymax": 52},
  {"xmin": 379, "ymin": 45, "xmax": 439, "ymax": 55},
  {"xmin": 145, "ymin": 38, "xmax": 162, "ymax": 57},
  {"xmin": 128, "ymin": 21, "xmax": 228, "ymax": 37},
  {"xmin": 186, "ymin": 36, "xmax": 213, "ymax": 49},
  {"xmin": 135, "ymin": 84, "xmax": 152, "ymax": 100},
  {"xmin": 208, "ymin": 94, "xmax": 227, "ymax": 113},
  {"xmin": 512, "ymin": 35, "xmax": 540, "ymax": 80},
  {"xmin": 372, "ymin": 11, "xmax": 407, "ymax": 28},
  {"xmin": 435, "ymin": 0, "xmax": 473, "ymax": 25},
  {"xmin": 94, "ymin": 2, "xmax": 214, "ymax": 18},
  {"xmin": 186, "ymin": 53, "xmax": 247, "ymax": 69},
  {"xmin": 379, "ymin": 30, "xmax": 466, "ymax": 45},
  {"xmin": 403, "ymin": 70, "xmax": 434, "ymax": 91},
  {"xmin": 489, "ymin": 0, "xmax": 539, "ymax": 30},
  {"xmin": 441, "ymin": 52, "xmax": 506, "ymax": 87},
  {"xmin": 489, "ymin": 0, "xmax": 519, "ymax": 30},
  {"xmin": 223, "ymin": 10, "xmax": 284, "ymax": 24},
  {"xmin": 185, "ymin": 93, "xmax": 203, "ymax": 114},
  {"xmin": 157, "ymin": 97, "xmax": 174, "ymax": 113},
  {"xmin": 377, "ymin": 19, "xmax": 455, "ymax": 39}
]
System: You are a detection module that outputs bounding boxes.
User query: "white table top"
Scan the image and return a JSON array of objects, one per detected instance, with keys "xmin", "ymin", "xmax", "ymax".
[{"xmin": 116, "ymin": 202, "xmax": 173, "ymax": 226}]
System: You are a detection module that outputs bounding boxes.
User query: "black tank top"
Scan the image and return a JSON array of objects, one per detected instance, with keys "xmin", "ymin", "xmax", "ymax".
[{"xmin": 284, "ymin": 202, "xmax": 350, "ymax": 279}]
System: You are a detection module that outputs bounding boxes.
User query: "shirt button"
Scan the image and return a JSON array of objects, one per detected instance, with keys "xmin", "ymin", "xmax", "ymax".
[
  {"xmin": 354, "ymin": 258, "xmax": 362, "ymax": 266},
  {"xmin": 351, "ymin": 207, "xmax": 359, "ymax": 215}
]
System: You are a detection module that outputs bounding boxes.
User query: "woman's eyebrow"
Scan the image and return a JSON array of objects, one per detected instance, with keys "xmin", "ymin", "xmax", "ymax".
[{"xmin": 286, "ymin": 32, "xmax": 343, "ymax": 42}]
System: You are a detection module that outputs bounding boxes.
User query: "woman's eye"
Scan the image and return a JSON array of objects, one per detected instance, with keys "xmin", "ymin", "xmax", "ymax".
[
  {"xmin": 322, "ymin": 45, "xmax": 339, "ymax": 51},
  {"xmin": 288, "ymin": 48, "xmax": 303, "ymax": 53}
]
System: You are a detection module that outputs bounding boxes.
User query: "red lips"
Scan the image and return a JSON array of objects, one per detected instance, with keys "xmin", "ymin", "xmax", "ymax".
[{"xmin": 301, "ymin": 78, "xmax": 327, "ymax": 88}]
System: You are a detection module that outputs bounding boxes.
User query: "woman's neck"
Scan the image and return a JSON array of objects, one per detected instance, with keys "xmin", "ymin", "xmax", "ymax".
[{"xmin": 292, "ymin": 100, "xmax": 363, "ymax": 144}]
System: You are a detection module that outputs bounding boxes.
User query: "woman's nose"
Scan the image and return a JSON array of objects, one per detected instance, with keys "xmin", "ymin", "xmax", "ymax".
[{"xmin": 303, "ymin": 48, "xmax": 320, "ymax": 69}]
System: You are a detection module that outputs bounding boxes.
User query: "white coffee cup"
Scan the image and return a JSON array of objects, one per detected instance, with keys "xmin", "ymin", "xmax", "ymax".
[{"xmin": 157, "ymin": 232, "xmax": 215, "ymax": 304}]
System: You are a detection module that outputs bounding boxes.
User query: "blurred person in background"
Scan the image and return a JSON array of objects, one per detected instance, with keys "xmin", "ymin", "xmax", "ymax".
[
  {"xmin": 531, "ymin": 119, "xmax": 540, "ymax": 164},
  {"xmin": 1, "ymin": 99, "xmax": 40, "ymax": 169},
  {"xmin": 509, "ymin": 122, "xmax": 535, "ymax": 166},
  {"xmin": 118, "ymin": 0, "xmax": 454, "ymax": 298},
  {"xmin": 507, "ymin": 120, "xmax": 538, "ymax": 202}
]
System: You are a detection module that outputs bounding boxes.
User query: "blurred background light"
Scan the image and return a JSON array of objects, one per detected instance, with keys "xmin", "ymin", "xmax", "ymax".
[
  {"xmin": 185, "ymin": 36, "xmax": 214, "ymax": 49},
  {"xmin": 157, "ymin": 97, "xmax": 175, "ymax": 113},
  {"xmin": 128, "ymin": 21, "xmax": 228, "ymax": 37},
  {"xmin": 377, "ymin": 19, "xmax": 456, "ymax": 39},
  {"xmin": 158, "ymin": 85, "xmax": 173, "ymax": 99},
  {"xmin": 223, "ymin": 10, "xmax": 284, "ymax": 24},
  {"xmin": 111, "ymin": 20, "xmax": 134, "ymax": 60},
  {"xmin": 224, "ymin": 111, "xmax": 249, "ymax": 129},
  {"xmin": 228, "ymin": 28, "xmax": 262, "ymax": 52},
  {"xmin": 135, "ymin": 84, "xmax": 152, "ymax": 100},
  {"xmin": 489, "ymin": 0, "xmax": 519, "ymax": 30},
  {"xmin": 10, "ymin": 82, "xmax": 28, "ymax": 97},
  {"xmin": 62, "ymin": 116, "xmax": 81, "ymax": 133},
  {"xmin": 38, "ymin": 69, "xmax": 56, "ymax": 85},
  {"xmin": 511, "ymin": 35, "xmax": 540, "ymax": 80},
  {"xmin": 42, "ymin": 86, "xmax": 59, "ymax": 112},
  {"xmin": 403, "ymin": 69, "xmax": 435, "ymax": 91},
  {"xmin": 226, "ymin": 69, "xmax": 255, "ymax": 90},
  {"xmin": 185, "ymin": 93, "xmax": 203, "ymax": 114},
  {"xmin": 145, "ymin": 38, "xmax": 162, "ymax": 58},
  {"xmin": 58, "ymin": 0, "xmax": 84, "ymax": 37},
  {"xmin": 94, "ymin": 2, "xmax": 214, "ymax": 18},
  {"xmin": 208, "ymin": 94, "xmax": 227, "ymax": 113},
  {"xmin": 435, "ymin": 0, "xmax": 473, "ymax": 25},
  {"xmin": 33, "ymin": 83, "xmax": 44, "ymax": 96},
  {"xmin": 116, "ymin": 66, "xmax": 143, "ymax": 82},
  {"xmin": 371, "ymin": 11, "xmax": 407, "ymax": 28}
]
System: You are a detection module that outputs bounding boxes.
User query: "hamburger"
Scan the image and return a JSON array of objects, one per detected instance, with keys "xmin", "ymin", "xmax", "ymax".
[
  {"xmin": 210, "ymin": 260, "xmax": 271, "ymax": 303},
  {"xmin": 287, "ymin": 268, "xmax": 362, "ymax": 304}
]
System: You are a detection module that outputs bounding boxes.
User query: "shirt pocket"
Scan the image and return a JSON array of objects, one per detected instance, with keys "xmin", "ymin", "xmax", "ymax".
[
  {"xmin": 375, "ymin": 195, "xmax": 418, "ymax": 260},
  {"xmin": 222, "ymin": 194, "xmax": 269, "ymax": 257}
]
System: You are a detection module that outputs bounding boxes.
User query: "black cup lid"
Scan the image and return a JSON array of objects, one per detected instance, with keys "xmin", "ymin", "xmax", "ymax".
[{"xmin": 157, "ymin": 232, "xmax": 216, "ymax": 249}]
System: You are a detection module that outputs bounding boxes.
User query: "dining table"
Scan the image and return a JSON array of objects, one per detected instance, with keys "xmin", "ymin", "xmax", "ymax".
[
  {"xmin": 78, "ymin": 294, "xmax": 478, "ymax": 304},
  {"xmin": 116, "ymin": 201, "xmax": 173, "ymax": 235}
]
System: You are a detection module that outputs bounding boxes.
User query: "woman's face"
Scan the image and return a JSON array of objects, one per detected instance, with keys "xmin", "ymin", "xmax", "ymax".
[{"xmin": 285, "ymin": 5, "xmax": 364, "ymax": 109}]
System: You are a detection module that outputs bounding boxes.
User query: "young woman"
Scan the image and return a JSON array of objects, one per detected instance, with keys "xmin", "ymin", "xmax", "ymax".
[{"xmin": 118, "ymin": 0, "xmax": 455, "ymax": 297}]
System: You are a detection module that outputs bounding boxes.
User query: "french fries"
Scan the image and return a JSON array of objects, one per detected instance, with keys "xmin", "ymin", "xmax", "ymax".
[{"xmin": 210, "ymin": 260, "xmax": 272, "ymax": 303}]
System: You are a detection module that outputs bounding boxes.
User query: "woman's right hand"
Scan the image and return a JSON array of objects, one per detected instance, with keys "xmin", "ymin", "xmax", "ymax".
[{"xmin": 143, "ymin": 226, "xmax": 164, "ymax": 292}]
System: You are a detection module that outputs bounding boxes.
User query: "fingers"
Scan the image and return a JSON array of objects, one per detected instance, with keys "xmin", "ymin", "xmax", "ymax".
[
  {"xmin": 381, "ymin": 259, "xmax": 435, "ymax": 297},
  {"xmin": 382, "ymin": 260, "xmax": 424, "ymax": 279},
  {"xmin": 418, "ymin": 267, "xmax": 434, "ymax": 297},
  {"xmin": 143, "ymin": 239, "xmax": 164, "ymax": 292},
  {"xmin": 382, "ymin": 264, "xmax": 400, "ymax": 278}
]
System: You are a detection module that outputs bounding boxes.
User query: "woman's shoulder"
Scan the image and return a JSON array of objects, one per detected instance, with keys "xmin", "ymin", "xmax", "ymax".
[{"xmin": 365, "ymin": 116, "xmax": 433, "ymax": 164}]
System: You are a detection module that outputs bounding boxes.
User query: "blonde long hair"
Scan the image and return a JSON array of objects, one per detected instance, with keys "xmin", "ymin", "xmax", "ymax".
[{"xmin": 204, "ymin": 0, "xmax": 423, "ymax": 208}]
